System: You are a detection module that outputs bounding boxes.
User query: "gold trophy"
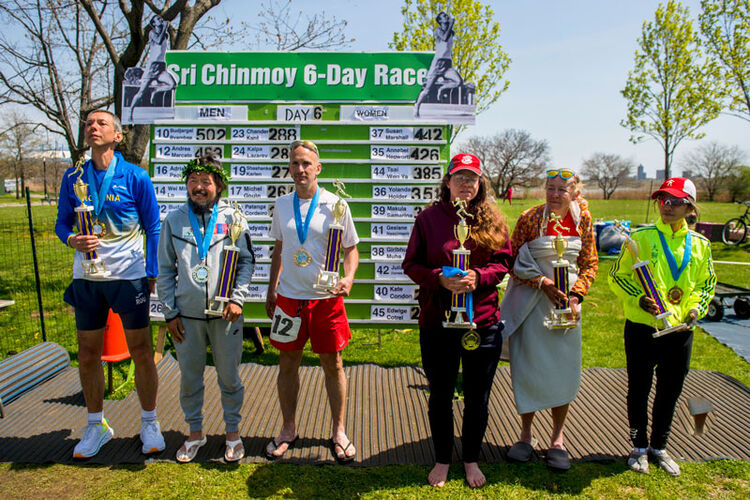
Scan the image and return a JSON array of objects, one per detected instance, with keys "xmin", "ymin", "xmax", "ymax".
[
  {"xmin": 206, "ymin": 203, "xmax": 244, "ymax": 317},
  {"xmin": 314, "ymin": 179, "xmax": 351, "ymax": 291},
  {"xmin": 443, "ymin": 199, "xmax": 479, "ymax": 349},
  {"xmin": 70, "ymin": 160, "xmax": 110, "ymax": 278},
  {"xmin": 544, "ymin": 214, "xmax": 576, "ymax": 329}
]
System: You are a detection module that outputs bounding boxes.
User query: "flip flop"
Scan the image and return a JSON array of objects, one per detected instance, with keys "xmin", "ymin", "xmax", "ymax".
[
  {"xmin": 175, "ymin": 437, "xmax": 207, "ymax": 463},
  {"xmin": 265, "ymin": 435, "xmax": 298, "ymax": 460},
  {"xmin": 225, "ymin": 438, "xmax": 245, "ymax": 462},
  {"xmin": 329, "ymin": 437, "xmax": 356, "ymax": 464},
  {"xmin": 546, "ymin": 448, "xmax": 571, "ymax": 471}
]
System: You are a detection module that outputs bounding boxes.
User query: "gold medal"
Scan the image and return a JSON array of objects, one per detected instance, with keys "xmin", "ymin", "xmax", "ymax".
[
  {"xmin": 461, "ymin": 329, "xmax": 480, "ymax": 350},
  {"xmin": 294, "ymin": 248, "xmax": 312, "ymax": 267},
  {"xmin": 668, "ymin": 285, "xmax": 683, "ymax": 305},
  {"xmin": 92, "ymin": 219, "xmax": 107, "ymax": 238}
]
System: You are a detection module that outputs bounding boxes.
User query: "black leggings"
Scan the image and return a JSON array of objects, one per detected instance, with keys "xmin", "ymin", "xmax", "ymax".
[
  {"xmin": 624, "ymin": 320, "xmax": 693, "ymax": 450},
  {"xmin": 420, "ymin": 323, "xmax": 503, "ymax": 463}
]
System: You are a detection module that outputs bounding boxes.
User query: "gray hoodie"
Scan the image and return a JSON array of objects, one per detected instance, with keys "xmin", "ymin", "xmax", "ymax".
[{"xmin": 157, "ymin": 200, "xmax": 254, "ymax": 320}]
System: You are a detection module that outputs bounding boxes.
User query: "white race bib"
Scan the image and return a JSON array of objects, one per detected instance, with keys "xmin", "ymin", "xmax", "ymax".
[{"xmin": 270, "ymin": 305, "xmax": 302, "ymax": 343}]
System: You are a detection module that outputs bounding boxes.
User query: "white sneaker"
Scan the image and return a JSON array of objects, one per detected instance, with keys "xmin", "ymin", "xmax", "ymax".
[
  {"xmin": 73, "ymin": 419, "xmax": 114, "ymax": 458},
  {"xmin": 140, "ymin": 420, "xmax": 166, "ymax": 454},
  {"xmin": 649, "ymin": 448, "xmax": 681, "ymax": 477},
  {"xmin": 627, "ymin": 451, "xmax": 649, "ymax": 474}
]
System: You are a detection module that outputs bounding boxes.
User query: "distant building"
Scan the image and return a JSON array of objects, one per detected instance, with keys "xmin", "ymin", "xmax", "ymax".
[
  {"xmin": 681, "ymin": 169, "xmax": 694, "ymax": 178},
  {"xmin": 655, "ymin": 169, "xmax": 665, "ymax": 180},
  {"xmin": 636, "ymin": 164, "xmax": 647, "ymax": 180}
]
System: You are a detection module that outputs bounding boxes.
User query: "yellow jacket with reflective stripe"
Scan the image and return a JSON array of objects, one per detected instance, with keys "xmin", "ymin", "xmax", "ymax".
[{"xmin": 608, "ymin": 218, "xmax": 716, "ymax": 327}]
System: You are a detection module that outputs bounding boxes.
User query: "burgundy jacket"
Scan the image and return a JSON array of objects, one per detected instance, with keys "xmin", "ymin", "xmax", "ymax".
[{"xmin": 402, "ymin": 200, "xmax": 514, "ymax": 330}]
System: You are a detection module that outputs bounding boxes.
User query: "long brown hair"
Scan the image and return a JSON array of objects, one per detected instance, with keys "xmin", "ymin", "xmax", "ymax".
[{"xmin": 434, "ymin": 173, "xmax": 509, "ymax": 250}]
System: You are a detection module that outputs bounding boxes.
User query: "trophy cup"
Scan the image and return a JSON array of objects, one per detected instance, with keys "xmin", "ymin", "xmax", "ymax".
[
  {"xmin": 206, "ymin": 203, "xmax": 243, "ymax": 317},
  {"xmin": 544, "ymin": 214, "xmax": 577, "ymax": 329},
  {"xmin": 616, "ymin": 222, "xmax": 686, "ymax": 338},
  {"xmin": 313, "ymin": 179, "xmax": 351, "ymax": 291},
  {"xmin": 442, "ymin": 199, "xmax": 480, "ymax": 349},
  {"xmin": 70, "ymin": 160, "xmax": 110, "ymax": 278}
]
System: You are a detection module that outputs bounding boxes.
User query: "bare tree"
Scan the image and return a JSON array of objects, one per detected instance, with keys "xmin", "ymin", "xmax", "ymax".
[
  {"xmin": 254, "ymin": 0, "xmax": 353, "ymax": 50},
  {"xmin": 0, "ymin": 111, "xmax": 42, "ymax": 198},
  {"xmin": 462, "ymin": 129, "xmax": 550, "ymax": 198},
  {"xmin": 683, "ymin": 141, "xmax": 746, "ymax": 200},
  {"xmin": 0, "ymin": 0, "xmax": 123, "ymax": 164},
  {"xmin": 581, "ymin": 153, "xmax": 634, "ymax": 200}
]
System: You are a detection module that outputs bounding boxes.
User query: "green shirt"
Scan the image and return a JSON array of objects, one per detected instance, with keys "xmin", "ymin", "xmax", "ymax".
[{"xmin": 608, "ymin": 218, "xmax": 716, "ymax": 327}]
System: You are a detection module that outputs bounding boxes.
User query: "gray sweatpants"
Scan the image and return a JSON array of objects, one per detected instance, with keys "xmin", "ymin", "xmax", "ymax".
[{"xmin": 174, "ymin": 317, "xmax": 244, "ymax": 433}]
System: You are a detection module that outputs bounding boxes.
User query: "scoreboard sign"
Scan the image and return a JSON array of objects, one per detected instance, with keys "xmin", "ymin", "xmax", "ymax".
[{"xmin": 150, "ymin": 52, "xmax": 457, "ymax": 326}]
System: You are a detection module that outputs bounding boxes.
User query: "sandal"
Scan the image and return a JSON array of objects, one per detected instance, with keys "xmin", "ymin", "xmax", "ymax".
[
  {"xmin": 265, "ymin": 435, "xmax": 298, "ymax": 460},
  {"xmin": 329, "ymin": 437, "xmax": 356, "ymax": 464},
  {"xmin": 225, "ymin": 438, "xmax": 245, "ymax": 462},
  {"xmin": 175, "ymin": 436, "xmax": 207, "ymax": 463}
]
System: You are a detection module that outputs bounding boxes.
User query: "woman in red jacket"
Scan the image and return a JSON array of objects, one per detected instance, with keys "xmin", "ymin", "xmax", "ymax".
[{"xmin": 403, "ymin": 153, "xmax": 513, "ymax": 488}]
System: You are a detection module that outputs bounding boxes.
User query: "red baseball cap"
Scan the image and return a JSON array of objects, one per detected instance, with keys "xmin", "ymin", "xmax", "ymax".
[
  {"xmin": 651, "ymin": 177, "xmax": 697, "ymax": 202},
  {"xmin": 448, "ymin": 154, "xmax": 482, "ymax": 176}
]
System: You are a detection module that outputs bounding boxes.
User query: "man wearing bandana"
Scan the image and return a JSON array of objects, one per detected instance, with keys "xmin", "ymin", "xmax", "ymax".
[
  {"xmin": 55, "ymin": 109, "xmax": 163, "ymax": 458},
  {"xmin": 264, "ymin": 140, "xmax": 360, "ymax": 463},
  {"xmin": 157, "ymin": 155, "xmax": 254, "ymax": 463}
]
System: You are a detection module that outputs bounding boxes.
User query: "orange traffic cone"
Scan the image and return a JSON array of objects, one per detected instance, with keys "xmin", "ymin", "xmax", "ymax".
[
  {"xmin": 101, "ymin": 310, "xmax": 132, "ymax": 394},
  {"xmin": 101, "ymin": 309, "xmax": 130, "ymax": 362}
]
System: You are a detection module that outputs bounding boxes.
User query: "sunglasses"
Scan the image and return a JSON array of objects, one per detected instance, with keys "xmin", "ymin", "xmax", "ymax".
[
  {"xmin": 546, "ymin": 169, "xmax": 575, "ymax": 180},
  {"xmin": 658, "ymin": 198, "xmax": 690, "ymax": 207},
  {"xmin": 289, "ymin": 140, "xmax": 319, "ymax": 156}
]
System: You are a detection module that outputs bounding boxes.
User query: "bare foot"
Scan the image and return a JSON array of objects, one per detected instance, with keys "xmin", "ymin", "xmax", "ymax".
[
  {"xmin": 464, "ymin": 462, "xmax": 485, "ymax": 488},
  {"xmin": 428, "ymin": 463, "xmax": 450, "ymax": 487}
]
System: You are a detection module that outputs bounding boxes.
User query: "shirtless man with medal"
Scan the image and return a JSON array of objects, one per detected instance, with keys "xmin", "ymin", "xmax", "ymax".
[{"xmin": 264, "ymin": 140, "xmax": 360, "ymax": 464}]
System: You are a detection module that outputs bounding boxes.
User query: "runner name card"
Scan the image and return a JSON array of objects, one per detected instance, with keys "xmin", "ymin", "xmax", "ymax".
[
  {"xmin": 231, "ymin": 145, "xmax": 290, "ymax": 160},
  {"xmin": 371, "ymin": 223, "xmax": 413, "ymax": 238},
  {"xmin": 155, "ymin": 144, "xmax": 223, "ymax": 159},
  {"xmin": 252, "ymin": 264, "xmax": 270, "ymax": 280},
  {"xmin": 246, "ymin": 284, "xmax": 269, "ymax": 300},
  {"xmin": 371, "ymin": 146, "xmax": 440, "ymax": 161},
  {"xmin": 374, "ymin": 285, "xmax": 418, "ymax": 301},
  {"xmin": 375, "ymin": 263, "xmax": 406, "ymax": 279},
  {"xmin": 369, "ymin": 126, "xmax": 445, "ymax": 141},
  {"xmin": 370, "ymin": 305, "xmax": 419, "ymax": 322},
  {"xmin": 157, "ymin": 202, "xmax": 181, "ymax": 218},
  {"xmin": 154, "ymin": 127, "xmax": 228, "ymax": 141},
  {"xmin": 152, "ymin": 163, "xmax": 184, "ymax": 179},
  {"xmin": 230, "ymin": 126, "xmax": 300, "ymax": 141},
  {"xmin": 370, "ymin": 245, "xmax": 407, "ymax": 261},
  {"xmin": 228, "ymin": 184, "xmax": 266, "ymax": 199},
  {"xmin": 154, "ymin": 183, "xmax": 187, "ymax": 200},
  {"xmin": 252, "ymin": 245, "xmax": 272, "ymax": 260},
  {"xmin": 371, "ymin": 204, "xmax": 415, "ymax": 218},
  {"xmin": 246, "ymin": 223, "xmax": 270, "ymax": 238},
  {"xmin": 239, "ymin": 203, "xmax": 271, "ymax": 218}
]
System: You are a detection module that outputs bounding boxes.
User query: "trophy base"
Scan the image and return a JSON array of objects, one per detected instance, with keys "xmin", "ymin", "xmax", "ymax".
[
  {"xmin": 313, "ymin": 271, "xmax": 339, "ymax": 292},
  {"xmin": 443, "ymin": 320, "xmax": 477, "ymax": 329},
  {"xmin": 205, "ymin": 297, "xmax": 229, "ymax": 317},
  {"xmin": 652, "ymin": 322, "xmax": 688, "ymax": 338},
  {"xmin": 544, "ymin": 312, "xmax": 578, "ymax": 330},
  {"xmin": 82, "ymin": 259, "xmax": 110, "ymax": 278}
]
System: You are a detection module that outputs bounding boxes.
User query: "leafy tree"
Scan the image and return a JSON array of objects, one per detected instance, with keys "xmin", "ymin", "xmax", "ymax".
[
  {"xmin": 581, "ymin": 153, "xmax": 634, "ymax": 200},
  {"xmin": 390, "ymin": 0, "xmax": 511, "ymax": 138},
  {"xmin": 0, "ymin": 111, "xmax": 42, "ymax": 198},
  {"xmin": 683, "ymin": 141, "xmax": 746, "ymax": 200},
  {"xmin": 621, "ymin": 0, "xmax": 722, "ymax": 179},
  {"xmin": 699, "ymin": 0, "xmax": 750, "ymax": 122},
  {"xmin": 727, "ymin": 165, "xmax": 750, "ymax": 201},
  {"xmin": 461, "ymin": 130, "xmax": 550, "ymax": 198}
]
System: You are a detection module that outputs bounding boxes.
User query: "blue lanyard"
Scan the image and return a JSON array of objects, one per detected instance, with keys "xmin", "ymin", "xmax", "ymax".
[
  {"xmin": 657, "ymin": 229, "xmax": 692, "ymax": 282},
  {"xmin": 293, "ymin": 187, "xmax": 321, "ymax": 245},
  {"xmin": 86, "ymin": 155, "xmax": 117, "ymax": 216},
  {"xmin": 188, "ymin": 203, "xmax": 219, "ymax": 261}
]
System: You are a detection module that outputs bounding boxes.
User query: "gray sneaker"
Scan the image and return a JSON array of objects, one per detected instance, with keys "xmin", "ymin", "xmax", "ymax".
[
  {"xmin": 649, "ymin": 448, "xmax": 681, "ymax": 477},
  {"xmin": 627, "ymin": 451, "xmax": 649, "ymax": 474}
]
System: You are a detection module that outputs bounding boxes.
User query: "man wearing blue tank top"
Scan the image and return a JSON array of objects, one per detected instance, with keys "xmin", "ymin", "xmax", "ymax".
[{"xmin": 55, "ymin": 110, "xmax": 164, "ymax": 459}]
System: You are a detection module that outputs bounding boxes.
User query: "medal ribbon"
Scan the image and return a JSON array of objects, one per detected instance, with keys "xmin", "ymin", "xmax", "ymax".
[
  {"xmin": 442, "ymin": 266, "xmax": 473, "ymax": 324},
  {"xmin": 188, "ymin": 204, "xmax": 220, "ymax": 262},
  {"xmin": 86, "ymin": 155, "xmax": 117, "ymax": 216},
  {"xmin": 657, "ymin": 230, "xmax": 692, "ymax": 282},
  {"xmin": 293, "ymin": 187, "xmax": 321, "ymax": 245}
]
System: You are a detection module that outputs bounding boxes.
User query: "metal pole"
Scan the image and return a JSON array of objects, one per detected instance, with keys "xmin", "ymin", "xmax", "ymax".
[
  {"xmin": 26, "ymin": 187, "xmax": 46, "ymax": 342},
  {"xmin": 43, "ymin": 159, "xmax": 47, "ymax": 199},
  {"xmin": 645, "ymin": 180, "xmax": 654, "ymax": 223}
]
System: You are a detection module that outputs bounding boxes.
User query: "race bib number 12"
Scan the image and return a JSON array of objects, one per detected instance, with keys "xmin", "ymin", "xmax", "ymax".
[{"xmin": 270, "ymin": 306, "xmax": 302, "ymax": 343}]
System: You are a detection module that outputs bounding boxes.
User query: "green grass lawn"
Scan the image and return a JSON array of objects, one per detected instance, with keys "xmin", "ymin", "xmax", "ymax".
[{"xmin": 1, "ymin": 199, "xmax": 748, "ymax": 498}]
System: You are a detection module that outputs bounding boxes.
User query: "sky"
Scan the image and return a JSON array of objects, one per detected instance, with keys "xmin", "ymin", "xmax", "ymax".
[{"xmin": 219, "ymin": 0, "xmax": 749, "ymax": 177}]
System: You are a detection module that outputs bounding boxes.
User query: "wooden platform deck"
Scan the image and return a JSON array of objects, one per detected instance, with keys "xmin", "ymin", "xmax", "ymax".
[{"xmin": 0, "ymin": 355, "xmax": 748, "ymax": 465}]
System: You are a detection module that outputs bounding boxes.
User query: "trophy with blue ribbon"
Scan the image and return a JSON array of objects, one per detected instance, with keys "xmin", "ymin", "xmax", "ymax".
[
  {"xmin": 442, "ymin": 199, "xmax": 480, "ymax": 349},
  {"xmin": 616, "ymin": 222, "xmax": 686, "ymax": 337},
  {"xmin": 314, "ymin": 180, "xmax": 351, "ymax": 291},
  {"xmin": 544, "ymin": 214, "xmax": 576, "ymax": 329},
  {"xmin": 70, "ymin": 159, "xmax": 110, "ymax": 278},
  {"xmin": 206, "ymin": 203, "xmax": 243, "ymax": 317}
]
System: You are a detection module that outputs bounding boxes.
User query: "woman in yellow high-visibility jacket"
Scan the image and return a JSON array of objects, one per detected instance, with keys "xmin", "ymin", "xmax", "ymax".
[{"xmin": 608, "ymin": 177, "xmax": 715, "ymax": 478}]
